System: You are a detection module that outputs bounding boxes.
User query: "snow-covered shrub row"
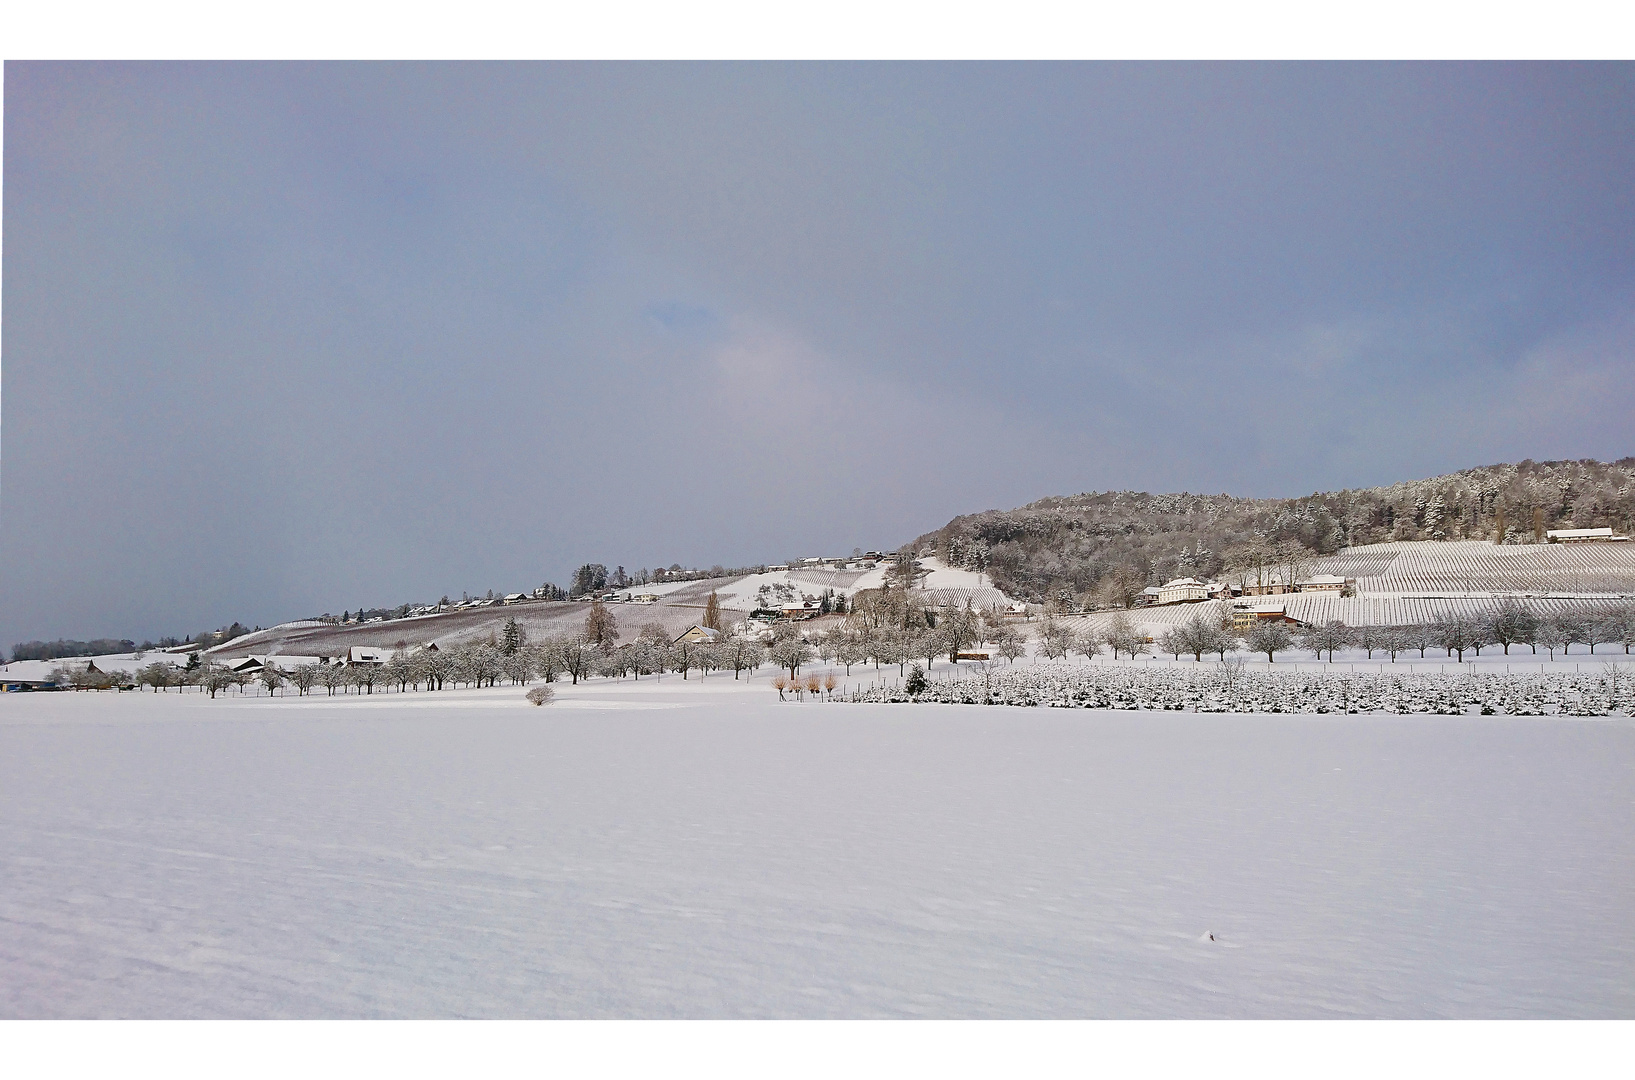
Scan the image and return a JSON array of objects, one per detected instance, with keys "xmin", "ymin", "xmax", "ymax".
[{"xmin": 846, "ymin": 663, "xmax": 1635, "ymax": 716}]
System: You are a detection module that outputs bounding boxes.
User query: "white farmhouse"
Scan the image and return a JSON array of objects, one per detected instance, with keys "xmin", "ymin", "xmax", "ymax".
[{"xmin": 1157, "ymin": 578, "xmax": 1209, "ymax": 604}]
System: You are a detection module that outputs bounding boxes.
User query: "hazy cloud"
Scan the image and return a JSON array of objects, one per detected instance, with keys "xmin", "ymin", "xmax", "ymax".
[{"xmin": 4, "ymin": 62, "xmax": 1632, "ymax": 643}]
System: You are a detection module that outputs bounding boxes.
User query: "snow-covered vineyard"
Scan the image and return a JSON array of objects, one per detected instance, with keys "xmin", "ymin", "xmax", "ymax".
[
  {"xmin": 849, "ymin": 662, "xmax": 1635, "ymax": 716},
  {"xmin": 1309, "ymin": 539, "xmax": 1635, "ymax": 597},
  {"xmin": 1077, "ymin": 594, "xmax": 1631, "ymax": 641}
]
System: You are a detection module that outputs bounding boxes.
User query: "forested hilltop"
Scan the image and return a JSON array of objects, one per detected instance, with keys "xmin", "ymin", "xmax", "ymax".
[{"xmin": 917, "ymin": 459, "xmax": 1635, "ymax": 607}]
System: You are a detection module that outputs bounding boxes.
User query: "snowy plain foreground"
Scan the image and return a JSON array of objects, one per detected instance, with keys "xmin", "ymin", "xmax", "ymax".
[{"xmin": 2, "ymin": 677, "xmax": 1631, "ymax": 1019}]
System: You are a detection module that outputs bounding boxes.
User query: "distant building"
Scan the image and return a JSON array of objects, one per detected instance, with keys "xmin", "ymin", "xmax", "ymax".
[
  {"xmin": 673, "ymin": 625, "xmax": 720, "ymax": 646},
  {"xmin": 1296, "ymin": 574, "xmax": 1351, "ymax": 593},
  {"xmin": 1137, "ymin": 586, "xmax": 1163, "ymax": 606},
  {"xmin": 782, "ymin": 600, "xmax": 823, "ymax": 620},
  {"xmin": 1546, "ymin": 527, "xmax": 1629, "ymax": 543},
  {"xmin": 502, "ymin": 593, "xmax": 528, "ymax": 604},
  {"xmin": 1157, "ymin": 578, "xmax": 1209, "ymax": 604},
  {"xmin": 1229, "ymin": 606, "xmax": 1302, "ymax": 631},
  {"xmin": 346, "ymin": 647, "xmax": 389, "ymax": 666}
]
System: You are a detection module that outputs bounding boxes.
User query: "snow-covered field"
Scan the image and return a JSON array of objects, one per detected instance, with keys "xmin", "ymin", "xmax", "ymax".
[{"xmin": 2, "ymin": 678, "xmax": 1630, "ymax": 1018}]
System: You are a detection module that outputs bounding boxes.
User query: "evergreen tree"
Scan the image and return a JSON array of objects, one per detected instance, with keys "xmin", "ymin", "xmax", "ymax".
[
  {"xmin": 501, "ymin": 617, "xmax": 524, "ymax": 655},
  {"xmin": 905, "ymin": 664, "xmax": 927, "ymax": 695}
]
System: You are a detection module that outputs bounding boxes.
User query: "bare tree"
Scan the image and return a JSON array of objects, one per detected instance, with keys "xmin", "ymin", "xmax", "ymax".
[
  {"xmin": 1535, "ymin": 617, "xmax": 1568, "ymax": 660},
  {"xmin": 768, "ymin": 635, "xmax": 813, "ymax": 678},
  {"xmin": 138, "ymin": 661, "xmax": 175, "ymax": 692},
  {"xmin": 1431, "ymin": 613, "xmax": 1479, "ymax": 662},
  {"xmin": 318, "ymin": 661, "xmax": 347, "ymax": 696},
  {"xmin": 941, "ymin": 601, "xmax": 979, "ymax": 662},
  {"xmin": 500, "ymin": 649, "xmax": 536, "ymax": 685},
  {"xmin": 201, "ymin": 663, "xmax": 238, "ymax": 698},
  {"xmin": 584, "ymin": 601, "xmax": 620, "ymax": 650},
  {"xmin": 883, "ymin": 548, "xmax": 928, "ymax": 590},
  {"xmin": 724, "ymin": 635, "xmax": 765, "ymax": 679},
  {"xmin": 1104, "ymin": 612, "xmax": 1141, "ymax": 660},
  {"xmin": 1400, "ymin": 623, "xmax": 1437, "ymax": 658},
  {"xmin": 1097, "ymin": 565, "xmax": 1148, "ymax": 610},
  {"xmin": 1244, "ymin": 620, "xmax": 1294, "ymax": 662},
  {"xmin": 1037, "ymin": 614, "xmax": 1074, "ymax": 660},
  {"xmin": 1298, "ymin": 620, "xmax": 1353, "ymax": 662},
  {"xmin": 1275, "ymin": 540, "xmax": 1314, "ymax": 593},
  {"xmin": 832, "ymin": 633, "xmax": 864, "ymax": 674},
  {"xmin": 257, "ymin": 663, "xmax": 286, "ymax": 696},
  {"xmin": 1607, "ymin": 601, "xmax": 1635, "ymax": 653},
  {"xmin": 916, "ymin": 630, "xmax": 941, "ymax": 672},
  {"xmin": 1221, "ymin": 539, "xmax": 1278, "ymax": 595},
  {"xmin": 350, "ymin": 662, "xmax": 381, "ymax": 695},
  {"xmin": 1179, "ymin": 613, "xmax": 1220, "ymax": 661},
  {"xmin": 1205, "ymin": 621, "xmax": 1239, "ymax": 661},
  {"xmin": 670, "ymin": 638, "xmax": 697, "ymax": 680},
  {"xmin": 1555, "ymin": 612, "xmax": 1591, "ymax": 655},
  {"xmin": 557, "ymin": 638, "xmax": 594, "ymax": 684}
]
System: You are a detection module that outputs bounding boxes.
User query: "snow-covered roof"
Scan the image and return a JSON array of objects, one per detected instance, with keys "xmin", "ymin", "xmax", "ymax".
[{"xmin": 1546, "ymin": 528, "xmax": 1625, "ymax": 541}]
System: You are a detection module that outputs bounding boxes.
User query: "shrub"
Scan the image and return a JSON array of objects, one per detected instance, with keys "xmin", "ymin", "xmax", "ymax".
[{"xmin": 525, "ymin": 685, "xmax": 555, "ymax": 707}]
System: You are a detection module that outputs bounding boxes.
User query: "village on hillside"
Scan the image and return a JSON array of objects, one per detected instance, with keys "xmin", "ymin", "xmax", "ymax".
[{"xmin": 5, "ymin": 526, "xmax": 1634, "ymax": 702}]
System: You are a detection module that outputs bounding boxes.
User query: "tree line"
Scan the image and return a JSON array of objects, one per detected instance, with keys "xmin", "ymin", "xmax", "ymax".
[
  {"xmin": 1134, "ymin": 599, "xmax": 1635, "ymax": 664},
  {"xmin": 10, "ymin": 622, "xmax": 254, "ymax": 663}
]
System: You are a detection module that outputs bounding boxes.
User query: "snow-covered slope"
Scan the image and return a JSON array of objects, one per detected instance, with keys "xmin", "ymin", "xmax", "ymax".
[
  {"xmin": 1310, "ymin": 540, "xmax": 1635, "ymax": 598},
  {"xmin": 706, "ymin": 557, "xmax": 1013, "ymax": 612}
]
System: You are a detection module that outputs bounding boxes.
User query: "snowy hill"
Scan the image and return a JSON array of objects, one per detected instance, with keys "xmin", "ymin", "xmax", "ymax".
[
  {"xmin": 201, "ymin": 556, "xmax": 1021, "ymax": 660},
  {"xmin": 918, "ymin": 457, "xmax": 1635, "ymax": 604}
]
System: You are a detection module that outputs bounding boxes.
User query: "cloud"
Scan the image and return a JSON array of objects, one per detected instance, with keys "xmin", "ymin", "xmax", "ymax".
[{"xmin": 4, "ymin": 62, "xmax": 1634, "ymax": 644}]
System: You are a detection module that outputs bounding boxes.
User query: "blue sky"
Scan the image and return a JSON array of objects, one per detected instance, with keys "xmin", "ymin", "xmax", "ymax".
[{"xmin": 4, "ymin": 62, "xmax": 1633, "ymax": 643}]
